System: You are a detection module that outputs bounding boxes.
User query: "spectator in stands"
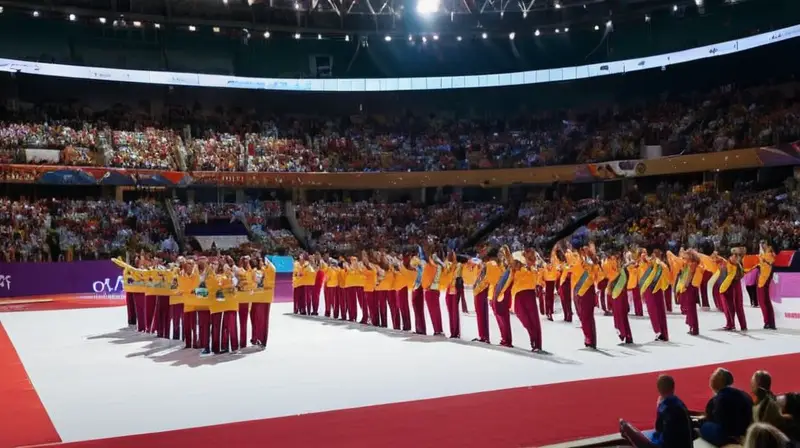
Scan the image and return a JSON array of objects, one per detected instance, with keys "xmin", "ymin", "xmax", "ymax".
[
  {"xmin": 743, "ymin": 423, "xmax": 791, "ymax": 448},
  {"xmin": 698, "ymin": 368, "xmax": 754, "ymax": 447},
  {"xmin": 619, "ymin": 374, "xmax": 694, "ymax": 448}
]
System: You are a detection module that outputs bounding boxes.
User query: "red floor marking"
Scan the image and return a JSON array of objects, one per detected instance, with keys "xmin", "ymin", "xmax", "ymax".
[
  {"xmin": 0, "ymin": 298, "xmax": 124, "ymax": 313},
  {"xmin": 0, "ymin": 322, "xmax": 61, "ymax": 448},
  {"xmin": 45, "ymin": 352, "xmax": 800, "ymax": 448}
]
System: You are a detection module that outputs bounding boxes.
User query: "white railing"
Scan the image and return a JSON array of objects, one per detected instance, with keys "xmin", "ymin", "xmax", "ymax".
[{"xmin": 0, "ymin": 25, "xmax": 798, "ymax": 92}]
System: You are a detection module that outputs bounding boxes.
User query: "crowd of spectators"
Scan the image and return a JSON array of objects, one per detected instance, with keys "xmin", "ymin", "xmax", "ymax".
[
  {"xmin": 0, "ymin": 82, "xmax": 797, "ymax": 173},
  {"xmin": 620, "ymin": 368, "xmax": 799, "ymax": 448},
  {"xmin": 0, "ymin": 198, "xmax": 171, "ymax": 262},
  {"xmin": 2, "ymin": 176, "xmax": 797, "ymax": 263}
]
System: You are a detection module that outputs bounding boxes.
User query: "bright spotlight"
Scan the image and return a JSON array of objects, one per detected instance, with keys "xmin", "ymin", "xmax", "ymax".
[
  {"xmin": 554, "ymin": 2, "xmax": 561, "ymax": 8},
  {"xmin": 422, "ymin": 36, "xmax": 428, "ymax": 43},
  {"xmin": 555, "ymin": 28, "xmax": 560, "ymax": 33},
  {"xmin": 264, "ymin": 31, "xmax": 271, "ymax": 38},
  {"xmin": 695, "ymin": 0, "xmax": 703, "ymax": 5},
  {"xmin": 223, "ymin": 0, "xmax": 228, "ymax": 3},
  {"xmin": 606, "ymin": 20, "xmax": 612, "ymax": 28},
  {"xmin": 133, "ymin": 21, "xmax": 142, "ymax": 27},
  {"xmin": 33, "ymin": 10, "xmax": 40, "ymax": 17},
  {"xmin": 509, "ymin": 32, "xmax": 515, "ymax": 40},
  {"xmin": 481, "ymin": 32, "xmax": 488, "ymax": 39},
  {"xmin": 295, "ymin": 3, "xmax": 300, "ymax": 9},
  {"xmin": 345, "ymin": 35, "xmax": 350, "ymax": 41},
  {"xmin": 432, "ymin": 34, "xmax": 439, "ymax": 40},
  {"xmin": 384, "ymin": 35, "xmax": 392, "ymax": 41},
  {"xmin": 416, "ymin": 0, "xmax": 440, "ymax": 14},
  {"xmin": 318, "ymin": 34, "xmax": 322, "ymax": 40},
  {"xmin": 456, "ymin": 35, "xmax": 462, "ymax": 41},
  {"xmin": 673, "ymin": 4, "xmax": 678, "ymax": 11},
  {"xmin": 408, "ymin": 34, "xmax": 413, "ymax": 41},
  {"xmin": 645, "ymin": 14, "xmax": 651, "ymax": 22},
  {"xmin": 564, "ymin": 27, "xmax": 569, "ymax": 32},
  {"xmin": 189, "ymin": 25, "xmax": 196, "ymax": 32},
  {"xmin": 534, "ymin": 29, "xmax": 540, "ymax": 36},
  {"xmin": 294, "ymin": 33, "xmax": 301, "ymax": 39},
  {"xmin": 0, "ymin": 6, "xmax": 4, "ymax": 13},
  {"xmin": 522, "ymin": 11, "xmax": 527, "ymax": 18},
  {"xmin": 594, "ymin": 25, "xmax": 599, "ymax": 30},
  {"xmin": 68, "ymin": 13, "xmax": 76, "ymax": 21},
  {"xmin": 213, "ymin": 26, "xmax": 220, "ymax": 33},
  {"xmin": 154, "ymin": 23, "xmax": 161, "ymax": 29},
  {"xmin": 99, "ymin": 17, "xmax": 107, "ymax": 24}
]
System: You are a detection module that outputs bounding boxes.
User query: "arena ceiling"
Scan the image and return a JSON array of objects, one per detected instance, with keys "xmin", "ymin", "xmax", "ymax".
[{"xmin": 0, "ymin": 0, "xmax": 750, "ymax": 35}]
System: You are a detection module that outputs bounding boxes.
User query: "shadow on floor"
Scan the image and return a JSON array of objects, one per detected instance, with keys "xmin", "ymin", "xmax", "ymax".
[{"xmin": 288, "ymin": 313, "xmax": 583, "ymax": 365}]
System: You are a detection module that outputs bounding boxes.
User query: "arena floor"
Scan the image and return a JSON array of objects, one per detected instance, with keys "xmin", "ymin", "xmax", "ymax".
[{"xmin": 2, "ymin": 295, "xmax": 800, "ymax": 448}]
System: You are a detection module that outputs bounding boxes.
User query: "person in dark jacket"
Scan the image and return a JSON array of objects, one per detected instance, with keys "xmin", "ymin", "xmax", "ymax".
[
  {"xmin": 699, "ymin": 367, "xmax": 754, "ymax": 446},
  {"xmin": 620, "ymin": 374, "xmax": 694, "ymax": 448}
]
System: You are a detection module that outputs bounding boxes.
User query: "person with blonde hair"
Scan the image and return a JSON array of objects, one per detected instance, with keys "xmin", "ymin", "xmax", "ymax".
[{"xmin": 743, "ymin": 423, "xmax": 790, "ymax": 448}]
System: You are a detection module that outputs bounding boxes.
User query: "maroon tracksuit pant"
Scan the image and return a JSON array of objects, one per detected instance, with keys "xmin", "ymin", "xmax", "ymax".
[
  {"xmin": 376, "ymin": 291, "xmax": 389, "ymax": 328},
  {"xmin": 357, "ymin": 287, "xmax": 369, "ymax": 324},
  {"xmin": 312, "ymin": 271, "xmax": 324, "ymax": 315},
  {"xmin": 644, "ymin": 289, "xmax": 669, "ymax": 341},
  {"xmin": 412, "ymin": 287, "xmax": 426, "ymax": 334},
  {"xmin": 183, "ymin": 310, "xmax": 197, "ymax": 348},
  {"xmin": 700, "ymin": 271, "xmax": 712, "ymax": 308},
  {"xmin": 144, "ymin": 295, "xmax": 157, "ymax": 333},
  {"xmin": 445, "ymin": 292, "xmax": 461, "ymax": 338},
  {"xmin": 630, "ymin": 288, "xmax": 644, "ymax": 316},
  {"xmin": 134, "ymin": 293, "xmax": 146, "ymax": 332},
  {"xmin": 757, "ymin": 273, "xmax": 776, "ymax": 328},
  {"xmin": 387, "ymin": 290, "xmax": 401, "ymax": 330},
  {"xmin": 249, "ymin": 302, "xmax": 271, "ymax": 346},
  {"xmin": 558, "ymin": 278, "xmax": 573, "ymax": 322},
  {"xmin": 324, "ymin": 286, "xmax": 335, "ymax": 317},
  {"xmin": 514, "ymin": 290, "xmax": 542, "ymax": 351},
  {"xmin": 345, "ymin": 286, "xmax": 359, "ymax": 322},
  {"xmin": 683, "ymin": 285, "xmax": 700, "ymax": 335},
  {"xmin": 366, "ymin": 291, "xmax": 379, "ymax": 326},
  {"xmin": 722, "ymin": 281, "xmax": 747, "ymax": 331},
  {"xmin": 170, "ymin": 303, "xmax": 184, "ymax": 340},
  {"xmin": 578, "ymin": 287, "xmax": 597, "ymax": 347},
  {"xmin": 474, "ymin": 289, "xmax": 490, "ymax": 342},
  {"xmin": 197, "ymin": 310, "xmax": 211, "ymax": 351},
  {"xmin": 611, "ymin": 294, "xmax": 633, "ymax": 343},
  {"xmin": 597, "ymin": 279, "xmax": 610, "ymax": 314},
  {"xmin": 543, "ymin": 281, "xmax": 555, "ymax": 320},
  {"xmin": 238, "ymin": 303, "xmax": 249, "ymax": 348},
  {"xmin": 293, "ymin": 285, "xmax": 309, "ymax": 315},
  {"xmin": 424, "ymin": 289, "xmax": 444, "ymax": 335},
  {"xmin": 211, "ymin": 310, "xmax": 239, "ymax": 353},
  {"xmin": 396, "ymin": 288, "xmax": 412, "ymax": 331},
  {"xmin": 125, "ymin": 292, "xmax": 137, "ymax": 326},
  {"xmin": 492, "ymin": 290, "xmax": 513, "ymax": 346},
  {"xmin": 664, "ymin": 286, "xmax": 673, "ymax": 313}
]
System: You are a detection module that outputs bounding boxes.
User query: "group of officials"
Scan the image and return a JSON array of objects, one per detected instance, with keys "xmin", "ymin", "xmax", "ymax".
[
  {"xmin": 291, "ymin": 241, "xmax": 777, "ymax": 352},
  {"xmin": 116, "ymin": 253, "xmax": 276, "ymax": 355}
]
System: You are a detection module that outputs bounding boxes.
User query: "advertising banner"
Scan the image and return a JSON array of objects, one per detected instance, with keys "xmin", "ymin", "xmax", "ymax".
[
  {"xmin": 0, "ymin": 260, "xmax": 294, "ymax": 302},
  {"xmin": 0, "ymin": 260, "xmax": 123, "ymax": 299},
  {"xmin": 771, "ymin": 273, "xmax": 800, "ymax": 330}
]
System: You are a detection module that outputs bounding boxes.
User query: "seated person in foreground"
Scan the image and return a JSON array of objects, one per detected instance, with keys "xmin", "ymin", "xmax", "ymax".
[
  {"xmin": 695, "ymin": 368, "xmax": 754, "ymax": 447},
  {"xmin": 743, "ymin": 423, "xmax": 792, "ymax": 448},
  {"xmin": 620, "ymin": 374, "xmax": 693, "ymax": 448}
]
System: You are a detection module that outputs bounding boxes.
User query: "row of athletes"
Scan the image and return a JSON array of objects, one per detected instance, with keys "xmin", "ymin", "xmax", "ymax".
[
  {"xmin": 113, "ymin": 253, "xmax": 277, "ymax": 355},
  {"xmin": 289, "ymin": 241, "xmax": 776, "ymax": 352}
]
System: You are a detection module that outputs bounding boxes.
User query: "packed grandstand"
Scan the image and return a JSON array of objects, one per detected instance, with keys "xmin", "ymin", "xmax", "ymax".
[{"xmin": 1, "ymin": 0, "xmax": 800, "ymax": 447}]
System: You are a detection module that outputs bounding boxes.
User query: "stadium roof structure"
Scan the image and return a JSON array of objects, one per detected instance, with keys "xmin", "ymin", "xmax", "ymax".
[{"xmin": 0, "ymin": 0, "xmax": 756, "ymax": 37}]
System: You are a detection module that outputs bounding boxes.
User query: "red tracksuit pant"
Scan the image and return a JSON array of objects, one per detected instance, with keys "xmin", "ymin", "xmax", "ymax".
[
  {"xmin": 492, "ymin": 290, "xmax": 512, "ymax": 346},
  {"xmin": 474, "ymin": 289, "xmax": 490, "ymax": 342},
  {"xmin": 396, "ymin": 288, "xmax": 412, "ymax": 331},
  {"xmin": 514, "ymin": 290, "xmax": 542, "ymax": 350},
  {"xmin": 249, "ymin": 302, "xmax": 271, "ymax": 346},
  {"xmin": 412, "ymin": 287, "xmax": 426, "ymax": 334},
  {"xmin": 424, "ymin": 289, "xmax": 444, "ymax": 335}
]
